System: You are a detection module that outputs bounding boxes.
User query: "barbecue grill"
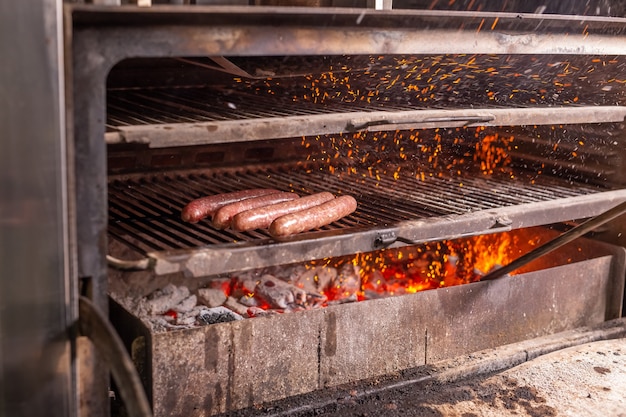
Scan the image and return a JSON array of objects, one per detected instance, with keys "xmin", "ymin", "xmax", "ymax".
[
  {"xmin": 70, "ymin": 5, "xmax": 626, "ymax": 416},
  {"xmin": 5, "ymin": 3, "xmax": 626, "ymax": 417},
  {"xmin": 79, "ymin": 6, "xmax": 626, "ymax": 414}
]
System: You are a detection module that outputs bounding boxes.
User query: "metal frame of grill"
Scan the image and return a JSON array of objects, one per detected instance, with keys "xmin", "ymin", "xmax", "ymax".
[
  {"xmin": 69, "ymin": 6, "xmax": 626, "ymax": 309},
  {"xmin": 63, "ymin": 6, "xmax": 626, "ymax": 417}
]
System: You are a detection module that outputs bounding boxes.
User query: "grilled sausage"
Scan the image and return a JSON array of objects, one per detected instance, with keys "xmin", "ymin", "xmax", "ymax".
[
  {"xmin": 232, "ymin": 192, "xmax": 335, "ymax": 232},
  {"xmin": 212, "ymin": 192, "xmax": 300, "ymax": 229},
  {"xmin": 269, "ymin": 195, "xmax": 357, "ymax": 237},
  {"xmin": 181, "ymin": 189, "xmax": 279, "ymax": 223}
]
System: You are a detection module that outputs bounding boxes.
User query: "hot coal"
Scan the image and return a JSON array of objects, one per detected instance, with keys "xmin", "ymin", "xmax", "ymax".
[
  {"xmin": 198, "ymin": 306, "xmax": 244, "ymax": 325},
  {"xmin": 145, "ymin": 284, "xmax": 190, "ymax": 315},
  {"xmin": 115, "ymin": 231, "xmax": 521, "ymax": 331}
]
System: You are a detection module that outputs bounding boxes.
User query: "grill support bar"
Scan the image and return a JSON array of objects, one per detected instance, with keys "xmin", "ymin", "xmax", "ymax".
[{"xmin": 107, "ymin": 106, "xmax": 626, "ymax": 148}]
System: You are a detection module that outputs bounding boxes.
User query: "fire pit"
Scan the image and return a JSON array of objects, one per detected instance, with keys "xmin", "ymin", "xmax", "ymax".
[{"xmin": 110, "ymin": 228, "xmax": 625, "ymax": 416}]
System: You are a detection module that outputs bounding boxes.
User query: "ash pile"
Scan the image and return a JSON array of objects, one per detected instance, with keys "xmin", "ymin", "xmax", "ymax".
[{"xmin": 114, "ymin": 263, "xmax": 361, "ymax": 331}]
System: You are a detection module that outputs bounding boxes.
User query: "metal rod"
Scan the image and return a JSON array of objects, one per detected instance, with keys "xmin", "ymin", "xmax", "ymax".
[
  {"xmin": 481, "ymin": 201, "xmax": 626, "ymax": 281},
  {"xmin": 78, "ymin": 296, "xmax": 153, "ymax": 417},
  {"xmin": 107, "ymin": 254, "xmax": 154, "ymax": 271}
]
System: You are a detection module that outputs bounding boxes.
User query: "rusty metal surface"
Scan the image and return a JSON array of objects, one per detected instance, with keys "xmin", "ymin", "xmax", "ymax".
[
  {"xmin": 319, "ymin": 297, "xmax": 427, "ymax": 387},
  {"xmin": 107, "ymin": 105, "xmax": 626, "ymax": 148},
  {"xmin": 109, "ymin": 238, "xmax": 625, "ymax": 416},
  {"xmin": 70, "ymin": 6, "xmax": 626, "ymax": 59}
]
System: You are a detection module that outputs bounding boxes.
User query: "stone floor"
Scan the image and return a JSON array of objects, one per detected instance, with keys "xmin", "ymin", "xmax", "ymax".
[
  {"xmin": 222, "ymin": 321, "xmax": 626, "ymax": 417},
  {"xmin": 414, "ymin": 338, "xmax": 626, "ymax": 417}
]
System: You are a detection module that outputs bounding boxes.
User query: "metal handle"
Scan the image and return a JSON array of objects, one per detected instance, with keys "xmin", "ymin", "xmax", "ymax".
[
  {"xmin": 374, "ymin": 216, "xmax": 512, "ymax": 249},
  {"xmin": 481, "ymin": 201, "xmax": 626, "ymax": 281},
  {"xmin": 346, "ymin": 115, "xmax": 495, "ymax": 132},
  {"xmin": 107, "ymin": 254, "xmax": 154, "ymax": 271}
]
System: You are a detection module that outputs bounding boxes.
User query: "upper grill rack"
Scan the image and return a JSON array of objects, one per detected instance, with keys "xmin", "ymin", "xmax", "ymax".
[
  {"xmin": 105, "ymin": 53, "xmax": 626, "ymax": 149},
  {"xmin": 105, "ymin": 86, "xmax": 626, "ymax": 149},
  {"xmin": 107, "ymin": 165, "xmax": 626, "ymax": 277}
]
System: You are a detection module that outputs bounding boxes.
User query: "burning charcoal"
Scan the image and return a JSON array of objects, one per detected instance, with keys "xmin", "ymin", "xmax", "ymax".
[
  {"xmin": 198, "ymin": 306, "xmax": 244, "ymax": 325},
  {"xmin": 146, "ymin": 284, "xmax": 190, "ymax": 315},
  {"xmin": 327, "ymin": 293, "xmax": 358, "ymax": 305},
  {"xmin": 286, "ymin": 264, "xmax": 309, "ymax": 283},
  {"xmin": 197, "ymin": 288, "xmax": 227, "ymax": 308},
  {"xmin": 171, "ymin": 306, "xmax": 204, "ymax": 326},
  {"xmin": 173, "ymin": 295, "xmax": 197, "ymax": 314},
  {"xmin": 224, "ymin": 296, "xmax": 249, "ymax": 316},
  {"xmin": 232, "ymin": 270, "xmax": 263, "ymax": 283},
  {"xmin": 149, "ymin": 316, "xmax": 171, "ymax": 331},
  {"xmin": 235, "ymin": 278, "xmax": 259, "ymax": 298},
  {"xmin": 230, "ymin": 272, "xmax": 260, "ymax": 299},
  {"xmin": 306, "ymin": 292, "xmax": 328, "ymax": 308},
  {"xmin": 442, "ymin": 255, "xmax": 460, "ymax": 286},
  {"xmin": 363, "ymin": 269, "xmax": 385, "ymax": 292},
  {"xmin": 176, "ymin": 315, "xmax": 198, "ymax": 326},
  {"xmin": 147, "ymin": 314, "xmax": 197, "ymax": 332},
  {"xmin": 329, "ymin": 264, "xmax": 361, "ymax": 300},
  {"xmin": 264, "ymin": 264, "xmax": 307, "ymax": 282},
  {"xmin": 285, "ymin": 304, "xmax": 306, "ymax": 313},
  {"xmin": 406, "ymin": 256, "xmax": 431, "ymax": 277},
  {"xmin": 206, "ymin": 277, "xmax": 232, "ymax": 292},
  {"xmin": 254, "ymin": 274, "xmax": 307, "ymax": 309},
  {"xmin": 238, "ymin": 294, "xmax": 259, "ymax": 307},
  {"xmin": 162, "ymin": 310, "xmax": 177, "ymax": 323},
  {"xmin": 293, "ymin": 266, "xmax": 337, "ymax": 294},
  {"xmin": 247, "ymin": 307, "xmax": 281, "ymax": 318}
]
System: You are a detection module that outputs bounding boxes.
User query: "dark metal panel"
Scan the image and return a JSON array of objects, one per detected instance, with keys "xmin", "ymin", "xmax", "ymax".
[
  {"xmin": 70, "ymin": 6, "xmax": 626, "ymax": 35},
  {"xmin": 0, "ymin": 1, "xmax": 74, "ymax": 417}
]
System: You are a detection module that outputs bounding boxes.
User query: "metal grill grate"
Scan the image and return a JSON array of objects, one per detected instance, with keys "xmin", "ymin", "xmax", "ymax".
[
  {"xmin": 106, "ymin": 87, "xmax": 431, "ymax": 129},
  {"xmin": 108, "ymin": 165, "xmax": 608, "ymax": 256},
  {"xmin": 105, "ymin": 85, "xmax": 626, "ymax": 150}
]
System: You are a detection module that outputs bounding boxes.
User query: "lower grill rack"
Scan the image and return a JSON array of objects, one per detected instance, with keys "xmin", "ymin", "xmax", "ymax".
[{"xmin": 107, "ymin": 165, "xmax": 626, "ymax": 277}]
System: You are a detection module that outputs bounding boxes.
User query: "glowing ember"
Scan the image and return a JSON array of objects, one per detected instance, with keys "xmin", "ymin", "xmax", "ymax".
[
  {"xmin": 219, "ymin": 230, "xmax": 529, "ymax": 312},
  {"xmin": 123, "ymin": 230, "xmax": 553, "ymax": 330},
  {"xmin": 236, "ymin": 54, "xmax": 626, "ymax": 110},
  {"xmin": 473, "ymin": 133, "xmax": 514, "ymax": 175}
]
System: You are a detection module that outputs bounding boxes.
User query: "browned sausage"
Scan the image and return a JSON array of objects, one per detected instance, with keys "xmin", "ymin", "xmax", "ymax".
[
  {"xmin": 269, "ymin": 195, "xmax": 357, "ymax": 237},
  {"xmin": 232, "ymin": 192, "xmax": 335, "ymax": 232},
  {"xmin": 181, "ymin": 189, "xmax": 279, "ymax": 223},
  {"xmin": 212, "ymin": 192, "xmax": 300, "ymax": 229}
]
